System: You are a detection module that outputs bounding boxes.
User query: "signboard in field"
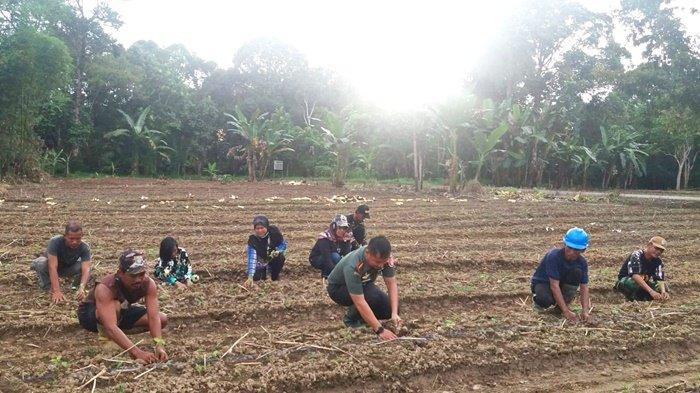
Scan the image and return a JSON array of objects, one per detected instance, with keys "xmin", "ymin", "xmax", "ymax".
[{"xmin": 273, "ymin": 160, "xmax": 284, "ymax": 171}]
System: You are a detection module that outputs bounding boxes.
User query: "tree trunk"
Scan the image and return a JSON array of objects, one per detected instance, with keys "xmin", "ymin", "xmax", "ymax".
[
  {"xmin": 413, "ymin": 131, "xmax": 420, "ymax": 191},
  {"xmin": 683, "ymin": 151, "xmax": 697, "ymax": 189},
  {"xmin": 418, "ymin": 153, "xmax": 423, "ymax": 190},
  {"xmin": 473, "ymin": 160, "xmax": 483, "ymax": 182},
  {"xmin": 132, "ymin": 153, "xmax": 139, "ymax": 176},
  {"xmin": 672, "ymin": 146, "xmax": 689, "ymax": 190},
  {"xmin": 449, "ymin": 155, "xmax": 459, "ymax": 194},
  {"xmin": 246, "ymin": 149, "xmax": 255, "ymax": 182}
]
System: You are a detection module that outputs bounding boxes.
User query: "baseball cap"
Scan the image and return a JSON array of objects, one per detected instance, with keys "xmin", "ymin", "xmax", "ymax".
[
  {"xmin": 119, "ymin": 250, "xmax": 147, "ymax": 274},
  {"xmin": 356, "ymin": 204, "xmax": 370, "ymax": 219},
  {"xmin": 649, "ymin": 236, "xmax": 667, "ymax": 250},
  {"xmin": 333, "ymin": 214, "xmax": 350, "ymax": 228}
]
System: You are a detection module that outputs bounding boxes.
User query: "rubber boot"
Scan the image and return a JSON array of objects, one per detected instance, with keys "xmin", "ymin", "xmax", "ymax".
[{"xmin": 343, "ymin": 305, "xmax": 365, "ymax": 328}]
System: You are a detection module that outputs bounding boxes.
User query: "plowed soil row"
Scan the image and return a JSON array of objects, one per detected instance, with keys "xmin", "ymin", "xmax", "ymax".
[{"xmin": 0, "ymin": 178, "xmax": 697, "ymax": 392}]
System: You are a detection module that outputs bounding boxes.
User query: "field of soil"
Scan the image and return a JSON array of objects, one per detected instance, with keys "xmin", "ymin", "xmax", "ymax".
[{"xmin": 0, "ymin": 178, "xmax": 698, "ymax": 392}]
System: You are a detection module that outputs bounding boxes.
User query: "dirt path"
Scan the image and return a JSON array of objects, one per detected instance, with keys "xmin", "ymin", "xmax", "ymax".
[{"xmin": 549, "ymin": 189, "xmax": 700, "ymax": 202}]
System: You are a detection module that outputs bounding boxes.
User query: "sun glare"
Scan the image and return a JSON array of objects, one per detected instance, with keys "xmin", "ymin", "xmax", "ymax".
[{"xmin": 106, "ymin": 0, "xmax": 517, "ymax": 111}]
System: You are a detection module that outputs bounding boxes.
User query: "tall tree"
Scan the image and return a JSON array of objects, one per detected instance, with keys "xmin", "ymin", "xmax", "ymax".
[{"xmin": 0, "ymin": 27, "xmax": 72, "ymax": 179}]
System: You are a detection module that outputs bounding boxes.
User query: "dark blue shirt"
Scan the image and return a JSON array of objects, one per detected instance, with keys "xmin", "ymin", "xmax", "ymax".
[{"xmin": 531, "ymin": 248, "xmax": 589, "ymax": 285}]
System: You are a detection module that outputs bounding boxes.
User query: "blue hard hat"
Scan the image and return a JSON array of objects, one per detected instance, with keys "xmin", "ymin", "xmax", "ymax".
[{"xmin": 563, "ymin": 227, "xmax": 589, "ymax": 250}]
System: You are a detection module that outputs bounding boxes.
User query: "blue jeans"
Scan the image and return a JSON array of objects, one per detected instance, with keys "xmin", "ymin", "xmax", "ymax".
[{"xmin": 310, "ymin": 252, "xmax": 341, "ymax": 278}]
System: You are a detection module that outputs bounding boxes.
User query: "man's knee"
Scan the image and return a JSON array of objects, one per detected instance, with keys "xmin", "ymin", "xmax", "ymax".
[
  {"xmin": 533, "ymin": 284, "xmax": 555, "ymax": 307},
  {"xmin": 330, "ymin": 252, "xmax": 342, "ymax": 264},
  {"xmin": 364, "ymin": 286, "xmax": 391, "ymax": 318},
  {"xmin": 561, "ymin": 284, "xmax": 579, "ymax": 303},
  {"xmin": 31, "ymin": 256, "xmax": 48, "ymax": 271},
  {"xmin": 160, "ymin": 312, "xmax": 168, "ymax": 329}
]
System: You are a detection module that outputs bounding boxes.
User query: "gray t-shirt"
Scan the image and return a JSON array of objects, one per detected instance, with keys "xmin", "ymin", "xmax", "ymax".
[
  {"xmin": 46, "ymin": 235, "xmax": 91, "ymax": 268},
  {"xmin": 327, "ymin": 246, "xmax": 395, "ymax": 295}
]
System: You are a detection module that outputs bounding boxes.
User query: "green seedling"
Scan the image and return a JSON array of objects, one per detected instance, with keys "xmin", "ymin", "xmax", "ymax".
[{"xmin": 50, "ymin": 355, "xmax": 69, "ymax": 369}]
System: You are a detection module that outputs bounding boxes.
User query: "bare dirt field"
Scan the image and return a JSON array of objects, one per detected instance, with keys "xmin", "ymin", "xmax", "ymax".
[{"xmin": 0, "ymin": 178, "xmax": 698, "ymax": 392}]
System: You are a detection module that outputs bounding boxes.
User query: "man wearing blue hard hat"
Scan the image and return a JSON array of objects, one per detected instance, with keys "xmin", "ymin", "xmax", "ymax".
[{"xmin": 530, "ymin": 227, "xmax": 592, "ymax": 323}]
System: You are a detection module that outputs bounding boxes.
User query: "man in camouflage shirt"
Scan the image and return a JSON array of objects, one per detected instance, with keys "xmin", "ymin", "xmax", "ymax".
[{"xmin": 615, "ymin": 236, "xmax": 669, "ymax": 301}]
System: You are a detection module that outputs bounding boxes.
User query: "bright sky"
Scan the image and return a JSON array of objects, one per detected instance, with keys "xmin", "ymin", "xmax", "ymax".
[{"xmin": 104, "ymin": 0, "xmax": 699, "ymax": 112}]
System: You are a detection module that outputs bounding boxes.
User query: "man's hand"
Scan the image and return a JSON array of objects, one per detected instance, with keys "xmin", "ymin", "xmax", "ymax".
[
  {"xmin": 51, "ymin": 290, "xmax": 66, "ymax": 303},
  {"xmin": 175, "ymin": 281, "xmax": 187, "ymax": 290},
  {"xmin": 649, "ymin": 290, "xmax": 663, "ymax": 301},
  {"xmin": 563, "ymin": 310, "xmax": 579, "ymax": 324},
  {"xmin": 155, "ymin": 346, "xmax": 168, "ymax": 361},
  {"xmin": 75, "ymin": 287, "xmax": 87, "ymax": 302},
  {"xmin": 378, "ymin": 329, "xmax": 398, "ymax": 341},
  {"xmin": 660, "ymin": 291, "xmax": 670, "ymax": 300},
  {"xmin": 391, "ymin": 313, "xmax": 403, "ymax": 331},
  {"xmin": 243, "ymin": 277, "xmax": 255, "ymax": 289},
  {"xmin": 131, "ymin": 348, "xmax": 158, "ymax": 364},
  {"xmin": 580, "ymin": 312, "xmax": 593, "ymax": 323}
]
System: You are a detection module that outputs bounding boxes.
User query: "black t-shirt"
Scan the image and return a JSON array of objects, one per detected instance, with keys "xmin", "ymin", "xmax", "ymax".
[
  {"xmin": 46, "ymin": 235, "xmax": 91, "ymax": 268},
  {"xmin": 248, "ymin": 226, "xmax": 285, "ymax": 262},
  {"xmin": 618, "ymin": 249, "xmax": 664, "ymax": 281},
  {"xmin": 309, "ymin": 237, "xmax": 353, "ymax": 265},
  {"xmin": 345, "ymin": 214, "xmax": 366, "ymax": 245}
]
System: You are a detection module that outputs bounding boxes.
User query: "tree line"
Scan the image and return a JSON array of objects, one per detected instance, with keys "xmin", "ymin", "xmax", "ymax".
[{"xmin": 1, "ymin": 0, "xmax": 698, "ymax": 191}]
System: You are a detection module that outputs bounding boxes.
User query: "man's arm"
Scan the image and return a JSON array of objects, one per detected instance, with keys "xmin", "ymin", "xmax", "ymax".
[
  {"xmin": 384, "ymin": 276, "xmax": 400, "ymax": 320},
  {"xmin": 631, "ymin": 274, "xmax": 662, "ymax": 300},
  {"xmin": 144, "ymin": 279, "xmax": 163, "ymax": 340},
  {"xmin": 144, "ymin": 278, "xmax": 168, "ymax": 360},
  {"xmin": 94, "ymin": 284, "xmax": 155, "ymax": 362},
  {"xmin": 76, "ymin": 260, "xmax": 91, "ymax": 301},
  {"xmin": 350, "ymin": 293, "xmax": 397, "ymax": 340},
  {"xmin": 47, "ymin": 254, "xmax": 65, "ymax": 302},
  {"xmin": 579, "ymin": 284, "xmax": 591, "ymax": 319},
  {"xmin": 549, "ymin": 278, "xmax": 576, "ymax": 321}
]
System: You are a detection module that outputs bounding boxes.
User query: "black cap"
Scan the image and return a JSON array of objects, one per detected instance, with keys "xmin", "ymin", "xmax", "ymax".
[{"xmin": 356, "ymin": 204, "xmax": 370, "ymax": 219}]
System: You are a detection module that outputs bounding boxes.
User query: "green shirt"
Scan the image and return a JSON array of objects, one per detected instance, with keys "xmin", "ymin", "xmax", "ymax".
[{"xmin": 326, "ymin": 246, "xmax": 396, "ymax": 295}]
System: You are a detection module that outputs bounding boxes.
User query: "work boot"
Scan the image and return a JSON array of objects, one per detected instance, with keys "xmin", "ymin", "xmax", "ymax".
[{"xmin": 343, "ymin": 305, "xmax": 365, "ymax": 328}]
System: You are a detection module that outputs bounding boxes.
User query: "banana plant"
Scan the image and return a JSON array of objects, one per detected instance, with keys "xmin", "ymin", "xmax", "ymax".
[
  {"xmin": 470, "ymin": 123, "xmax": 509, "ymax": 181},
  {"xmin": 318, "ymin": 109, "xmax": 357, "ymax": 187},
  {"xmin": 104, "ymin": 107, "xmax": 174, "ymax": 175},
  {"xmin": 224, "ymin": 107, "xmax": 269, "ymax": 182}
]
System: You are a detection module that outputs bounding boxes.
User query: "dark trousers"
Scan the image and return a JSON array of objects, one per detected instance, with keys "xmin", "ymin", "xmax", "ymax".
[
  {"xmin": 310, "ymin": 252, "xmax": 341, "ymax": 278},
  {"xmin": 31, "ymin": 256, "xmax": 85, "ymax": 291},
  {"xmin": 531, "ymin": 268, "xmax": 582, "ymax": 308},
  {"xmin": 614, "ymin": 277, "xmax": 667, "ymax": 301},
  {"xmin": 327, "ymin": 282, "xmax": 392, "ymax": 320},
  {"xmin": 253, "ymin": 255, "xmax": 285, "ymax": 281}
]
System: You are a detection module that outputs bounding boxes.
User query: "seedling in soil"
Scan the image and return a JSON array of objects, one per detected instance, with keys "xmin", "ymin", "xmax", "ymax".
[
  {"xmin": 443, "ymin": 319, "xmax": 457, "ymax": 329},
  {"xmin": 194, "ymin": 354, "xmax": 213, "ymax": 374},
  {"xmin": 49, "ymin": 355, "xmax": 69, "ymax": 370}
]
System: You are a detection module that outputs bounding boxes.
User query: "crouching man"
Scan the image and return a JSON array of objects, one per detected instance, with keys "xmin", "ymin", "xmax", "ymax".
[
  {"xmin": 78, "ymin": 250, "xmax": 168, "ymax": 363},
  {"xmin": 530, "ymin": 227, "xmax": 593, "ymax": 324},
  {"xmin": 615, "ymin": 236, "xmax": 669, "ymax": 301},
  {"xmin": 326, "ymin": 235, "xmax": 401, "ymax": 341}
]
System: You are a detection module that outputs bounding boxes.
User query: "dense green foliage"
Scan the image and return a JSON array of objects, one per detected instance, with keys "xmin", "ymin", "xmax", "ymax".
[{"xmin": 1, "ymin": 0, "xmax": 697, "ymax": 190}]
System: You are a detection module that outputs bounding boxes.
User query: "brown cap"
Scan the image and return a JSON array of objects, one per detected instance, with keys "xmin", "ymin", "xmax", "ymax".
[{"xmin": 649, "ymin": 236, "xmax": 667, "ymax": 250}]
